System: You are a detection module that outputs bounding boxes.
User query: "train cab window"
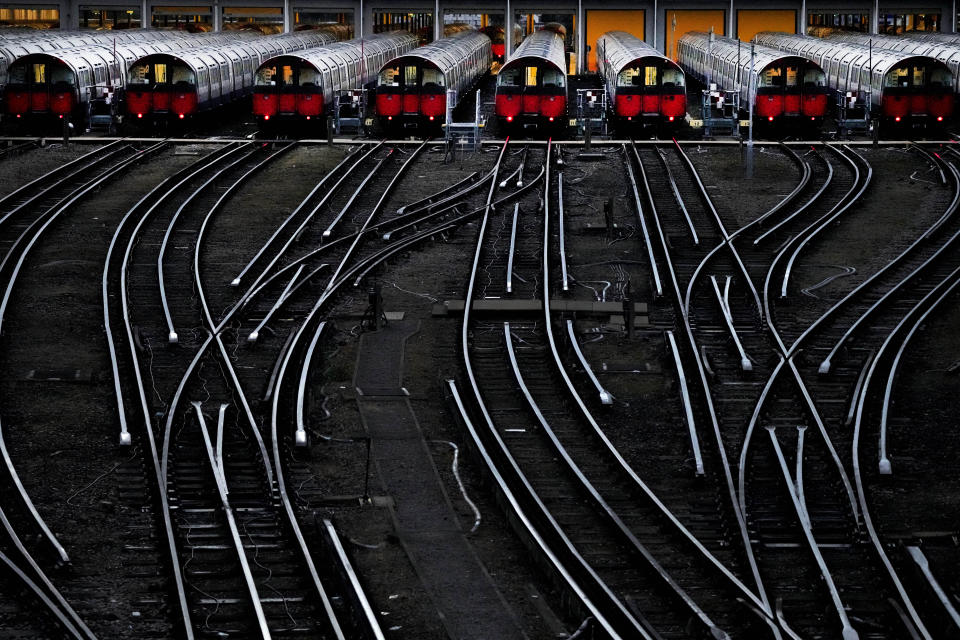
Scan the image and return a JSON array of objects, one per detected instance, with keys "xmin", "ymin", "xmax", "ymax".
[
  {"xmin": 760, "ymin": 67, "xmax": 784, "ymax": 87},
  {"xmin": 525, "ymin": 66, "xmax": 537, "ymax": 87},
  {"xmin": 422, "ymin": 67, "xmax": 444, "ymax": 87},
  {"xmin": 404, "ymin": 65, "xmax": 417, "ymax": 86},
  {"xmin": 173, "ymin": 66, "xmax": 196, "ymax": 86},
  {"xmin": 885, "ymin": 66, "xmax": 910, "ymax": 87},
  {"xmin": 542, "ymin": 68, "xmax": 564, "ymax": 88},
  {"xmin": 256, "ymin": 65, "xmax": 277, "ymax": 86},
  {"xmin": 930, "ymin": 66, "xmax": 951, "ymax": 88},
  {"xmin": 662, "ymin": 67, "xmax": 684, "ymax": 88},
  {"xmin": 806, "ymin": 68, "xmax": 826, "ymax": 87},
  {"xmin": 299, "ymin": 67, "xmax": 320, "ymax": 88},
  {"xmin": 379, "ymin": 66, "xmax": 400, "ymax": 86},
  {"xmin": 32, "ymin": 63, "xmax": 45, "ymax": 84},
  {"xmin": 281, "ymin": 65, "xmax": 294, "ymax": 86},
  {"xmin": 497, "ymin": 67, "xmax": 520, "ymax": 86},
  {"xmin": 154, "ymin": 64, "xmax": 167, "ymax": 84},
  {"xmin": 51, "ymin": 65, "xmax": 75, "ymax": 85},
  {"xmin": 617, "ymin": 67, "xmax": 639, "ymax": 87}
]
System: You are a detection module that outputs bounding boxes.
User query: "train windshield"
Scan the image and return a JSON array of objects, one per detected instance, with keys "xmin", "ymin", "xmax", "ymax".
[
  {"xmin": 379, "ymin": 65, "xmax": 400, "ymax": 86},
  {"xmin": 299, "ymin": 66, "xmax": 320, "ymax": 88},
  {"xmin": 662, "ymin": 67, "xmax": 684, "ymax": 88},
  {"xmin": 542, "ymin": 67, "xmax": 564, "ymax": 88},
  {"xmin": 170, "ymin": 65, "xmax": 196, "ymax": 86},
  {"xmin": 803, "ymin": 67, "xmax": 825, "ymax": 86},
  {"xmin": 617, "ymin": 65, "xmax": 683, "ymax": 88},
  {"xmin": 889, "ymin": 64, "xmax": 955, "ymax": 88},
  {"xmin": 422, "ymin": 67, "xmax": 445, "ymax": 88},
  {"xmin": 129, "ymin": 62, "xmax": 167, "ymax": 85},
  {"xmin": 497, "ymin": 67, "xmax": 520, "ymax": 86}
]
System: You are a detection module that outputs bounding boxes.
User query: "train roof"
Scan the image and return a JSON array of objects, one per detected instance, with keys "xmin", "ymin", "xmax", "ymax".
[
  {"xmin": 680, "ymin": 31, "xmax": 821, "ymax": 73},
  {"xmin": 258, "ymin": 32, "xmax": 419, "ymax": 72},
  {"xmin": 381, "ymin": 31, "xmax": 490, "ymax": 73},
  {"xmin": 597, "ymin": 31, "xmax": 680, "ymax": 74},
  {"xmin": 126, "ymin": 30, "xmax": 341, "ymax": 69},
  {"xmin": 501, "ymin": 29, "xmax": 566, "ymax": 74},
  {"xmin": 754, "ymin": 32, "xmax": 953, "ymax": 77},
  {"xmin": 823, "ymin": 31, "xmax": 960, "ymax": 65}
]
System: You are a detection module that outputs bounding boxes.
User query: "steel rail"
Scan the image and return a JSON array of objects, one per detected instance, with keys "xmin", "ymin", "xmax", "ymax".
[
  {"xmin": 506, "ymin": 203, "xmax": 519, "ymax": 294},
  {"xmin": 0, "ymin": 140, "xmax": 38, "ymax": 161},
  {"xmin": 710, "ymin": 275, "xmax": 752, "ymax": 371},
  {"xmin": 247, "ymin": 264, "xmax": 306, "ymax": 343},
  {"xmin": 456, "ymin": 139, "xmax": 628, "ymax": 638},
  {"xmin": 654, "ymin": 145, "xmax": 699, "ymax": 244},
  {"xmin": 671, "ymin": 139, "xmax": 763, "ymax": 320},
  {"xmin": 565, "ymin": 319, "xmax": 612, "ymax": 405},
  {"xmin": 192, "ymin": 402, "xmax": 271, "ymax": 639},
  {"xmin": 0, "ymin": 140, "xmax": 125, "ymax": 225},
  {"xmin": 906, "ymin": 547, "xmax": 960, "ymax": 629},
  {"xmin": 235, "ymin": 141, "xmax": 384, "ymax": 298},
  {"xmin": 397, "ymin": 170, "xmax": 479, "ymax": 215},
  {"xmin": 753, "ymin": 151, "xmax": 834, "ymax": 246},
  {"xmin": 665, "ymin": 329, "xmax": 705, "ymax": 476},
  {"xmin": 230, "ymin": 145, "xmax": 362, "ymax": 287},
  {"xmin": 907, "ymin": 143, "xmax": 946, "ymax": 184},
  {"xmin": 683, "ymin": 144, "xmax": 812, "ymax": 317},
  {"xmin": 622, "ymin": 144, "xmax": 662, "ymax": 297},
  {"xmin": 504, "ymin": 322, "xmax": 724, "ymax": 638},
  {"xmin": 104, "ymin": 142, "xmax": 241, "ymax": 445},
  {"xmin": 321, "ymin": 519, "xmax": 386, "ymax": 640},
  {"xmin": 0, "ymin": 144, "xmax": 132, "ymax": 230},
  {"xmin": 558, "ymin": 171, "xmax": 569, "ymax": 291},
  {"xmin": 780, "ymin": 144, "xmax": 872, "ymax": 298},
  {"xmin": 0, "ymin": 541, "xmax": 83, "ymax": 638},
  {"xmin": 628, "ymin": 141, "xmax": 778, "ymax": 627},
  {"xmin": 322, "ymin": 149, "xmax": 394, "ymax": 239},
  {"xmin": 295, "ymin": 321, "xmax": 326, "ymax": 447},
  {"xmin": 819, "ymin": 159, "xmax": 960, "ymax": 374},
  {"xmin": 0, "ymin": 141, "xmax": 165, "ymax": 566},
  {"xmin": 157, "ymin": 142, "xmax": 260, "ymax": 342},
  {"xmin": 766, "ymin": 427, "xmax": 860, "ymax": 640}
]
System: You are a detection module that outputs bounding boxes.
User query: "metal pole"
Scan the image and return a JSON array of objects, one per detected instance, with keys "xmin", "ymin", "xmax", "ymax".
[
  {"xmin": 284, "ymin": 0, "xmax": 291, "ymax": 33},
  {"xmin": 799, "ymin": 0, "xmax": 806, "ymax": 34},
  {"xmin": 653, "ymin": 0, "xmax": 658, "ymax": 50},
  {"xmin": 505, "ymin": 0, "xmax": 512, "ymax": 57},
  {"xmin": 435, "ymin": 0, "xmax": 440, "ymax": 41},
  {"xmin": 728, "ymin": 0, "xmax": 734, "ymax": 37},
  {"xmin": 871, "ymin": 0, "xmax": 879, "ymax": 34},
  {"xmin": 359, "ymin": 0, "xmax": 363, "ymax": 37},
  {"xmin": 577, "ymin": 0, "xmax": 583, "ymax": 74},
  {"xmin": 748, "ymin": 42, "xmax": 755, "ymax": 147},
  {"xmin": 141, "ymin": 0, "xmax": 147, "ymax": 28}
]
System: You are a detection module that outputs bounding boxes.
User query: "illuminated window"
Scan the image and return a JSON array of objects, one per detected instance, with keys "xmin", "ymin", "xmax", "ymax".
[
  {"xmin": 32, "ymin": 63, "xmax": 45, "ymax": 84},
  {"xmin": 282, "ymin": 65, "xmax": 294, "ymax": 86},
  {"xmin": 525, "ymin": 66, "xmax": 537, "ymax": 86},
  {"xmin": 645, "ymin": 66, "xmax": 658, "ymax": 86},
  {"xmin": 404, "ymin": 66, "xmax": 417, "ymax": 85},
  {"xmin": 154, "ymin": 63, "xmax": 167, "ymax": 84},
  {"xmin": 379, "ymin": 66, "xmax": 400, "ymax": 87}
]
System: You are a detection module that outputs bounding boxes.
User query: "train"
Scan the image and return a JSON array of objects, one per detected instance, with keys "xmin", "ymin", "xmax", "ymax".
[
  {"xmin": 252, "ymin": 32, "xmax": 419, "ymax": 129},
  {"xmin": 596, "ymin": 30, "xmax": 686, "ymax": 128},
  {"xmin": 495, "ymin": 29, "xmax": 567, "ymax": 130},
  {"xmin": 754, "ymin": 31, "xmax": 954, "ymax": 126},
  {"xmin": 2, "ymin": 31, "xmax": 261, "ymax": 126},
  {"xmin": 677, "ymin": 32, "xmax": 829, "ymax": 126},
  {"xmin": 123, "ymin": 27, "xmax": 348, "ymax": 126},
  {"xmin": 375, "ymin": 30, "xmax": 491, "ymax": 128}
]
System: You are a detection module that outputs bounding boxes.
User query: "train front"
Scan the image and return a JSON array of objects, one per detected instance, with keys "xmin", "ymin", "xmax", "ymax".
[
  {"xmin": 609, "ymin": 55, "xmax": 686, "ymax": 127},
  {"xmin": 755, "ymin": 56, "xmax": 828, "ymax": 126},
  {"xmin": 4, "ymin": 53, "xmax": 79, "ymax": 125},
  {"xmin": 376, "ymin": 54, "xmax": 448, "ymax": 128},
  {"xmin": 125, "ymin": 54, "xmax": 198, "ymax": 124},
  {"xmin": 495, "ymin": 31, "xmax": 567, "ymax": 131},
  {"xmin": 253, "ymin": 55, "xmax": 325, "ymax": 130},
  {"xmin": 879, "ymin": 57, "xmax": 953, "ymax": 127}
]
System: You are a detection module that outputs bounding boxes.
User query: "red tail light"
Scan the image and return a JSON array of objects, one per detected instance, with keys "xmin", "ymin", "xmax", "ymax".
[
  {"xmin": 429, "ymin": 115, "xmax": 434, "ymax": 121},
  {"xmin": 895, "ymin": 116, "xmax": 901, "ymax": 122},
  {"xmin": 938, "ymin": 116, "xmax": 944, "ymax": 122},
  {"xmin": 768, "ymin": 116, "xmax": 774, "ymax": 122},
  {"xmin": 507, "ymin": 116, "xmax": 513, "ymax": 122},
  {"xmin": 137, "ymin": 113, "xmax": 143, "ymax": 118},
  {"xmin": 548, "ymin": 116, "xmax": 554, "ymax": 122},
  {"xmin": 58, "ymin": 114, "xmax": 63, "ymax": 119},
  {"xmin": 306, "ymin": 116, "xmax": 310, "ymax": 120},
  {"xmin": 264, "ymin": 115, "xmax": 270, "ymax": 121},
  {"xmin": 178, "ymin": 114, "xmax": 184, "ymax": 119},
  {"xmin": 668, "ymin": 116, "xmax": 674, "ymax": 122}
]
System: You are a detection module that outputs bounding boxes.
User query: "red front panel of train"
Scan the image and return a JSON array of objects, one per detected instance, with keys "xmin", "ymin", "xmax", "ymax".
[
  {"xmin": 420, "ymin": 93, "xmax": 445, "ymax": 118},
  {"xmin": 297, "ymin": 93, "xmax": 323, "ymax": 117},
  {"xmin": 5, "ymin": 90, "xmax": 29, "ymax": 114},
  {"xmin": 882, "ymin": 94, "xmax": 909, "ymax": 119},
  {"xmin": 909, "ymin": 94, "xmax": 928, "ymax": 115},
  {"xmin": 278, "ymin": 94, "xmax": 296, "ymax": 114},
  {"xmin": 492, "ymin": 44, "xmax": 505, "ymax": 58},
  {"xmin": 253, "ymin": 92, "xmax": 277, "ymax": 117},
  {"xmin": 127, "ymin": 90, "xmax": 151, "ymax": 116},
  {"xmin": 784, "ymin": 94, "xmax": 800, "ymax": 115},
  {"xmin": 661, "ymin": 94, "xmax": 686, "ymax": 119},
  {"xmin": 402, "ymin": 94, "xmax": 419, "ymax": 114},
  {"xmin": 153, "ymin": 91, "xmax": 172, "ymax": 112},
  {"xmin": 756, "ymin": 94, "xmax": 784, "ymax": 119},
  {"xmin": 376, "ymin": 93, "xmax": 402, "ymax": 117},
  {"xmin": 802, "ymin": 93, "xmax": 828, "ymax": 117},
  {"xmin": 641, "ymin": 95, "xmax": 661, "ymax": 115},
  {"xmin": 522, "ymin": 95, "xmax": 539, "ymax": 114},
  {"xmin": 172, "ymin": 91, "xmax": 197, "ymax": 117},
  {"xmin": 541, "ymin": 95, "xmax": 565, "ymax": 119},
  {"xmin": 615, "ymin": 94, "xmax": 641, "ymax": 117},
  {"xmin": 928, "ymin": 94, "xmax": 954, "ymax": 119},
  {"xmin": 50, "ymin": 91, "xmax": 73, "ymax": 115},
  {"xmin": 30, "ymin": 91, "xmax": 49, "ymax": 112},
  {"xmin": 496, "ymin": 94, "xmax": 521, "ymax": 118}
]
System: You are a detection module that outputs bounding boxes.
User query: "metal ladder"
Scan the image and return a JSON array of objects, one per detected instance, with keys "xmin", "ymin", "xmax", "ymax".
[
  {"xmin": 444, "ymin": 89, "xmax": 484, "ymax": 152},
  {"xmin": 576, "ymin": 88, "xmax": 607, "ymax": 137}
]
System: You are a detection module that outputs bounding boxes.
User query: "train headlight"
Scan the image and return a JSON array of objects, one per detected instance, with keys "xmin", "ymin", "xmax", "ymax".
[
  {"xmin": 264, "ymin": 115, "xmax": 270, "ymax": 121},
  {"xmin": 768, "ymin": 116, "xmax": 774, "ymax": 122},
  {"xmin": 388, "ymin": 116, "xmax": 392, "ymax": 120},
  {"xmin": 429, "ymin": 115, "xmax": 434, "ymax": 121},
  {"xmin": 668, "ymin": 116, "xmax": 674, "ymax": 122},
  {"xmin": 507, "ymin": 116, "xmax": 513, "ymax": 122},
  {"xmin": 895, "ymin": 116, "xmax": 901, "ymax": 122},
  {"xmin": 306, "ymin": 116, "xmax": 310, "ymax": 120},
  {"xmin": 137, "ymin": 113, "xmax": 143, "ymax": 118},
  {"xmin": 179, "ymin": 114, "xmax": 184, "ymax": 119},
  {"xmin": 58, "ymin": 114, "xmax": 63, "ymax": 119},
  {"xmin": 549, "ymin": 116, "xmax": 554, "ymax": 122},
  {"xmin": 938, "ymin": 116, "xmax": 944, "ymax": 122}
]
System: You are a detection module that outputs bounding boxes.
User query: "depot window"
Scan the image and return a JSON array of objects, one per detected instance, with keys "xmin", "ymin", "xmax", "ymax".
[
  {"xmin": 878, "ymin": 11, "xmax": 940, "ymax": 34},
  {"xmin": 294, "ymin": 9, "xmax": 352, "ymax": 33},
  {"xmin": 151, "ymin": 6, "xmax": 212, "ymax": 30},
  {"xmin": 223, "ymin": 7, "xmax": 283, "ymax": 32},
  {"xmin": 0, "ymin": 6, "xmax": 59, "ymax": 28},
  {"xmin": 807, "ymin": 12, "xmax": 869, "ymax": 34},
  {"xmin": 80, "ymin": 6, "xmax": 140, "ymax": 29}
]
